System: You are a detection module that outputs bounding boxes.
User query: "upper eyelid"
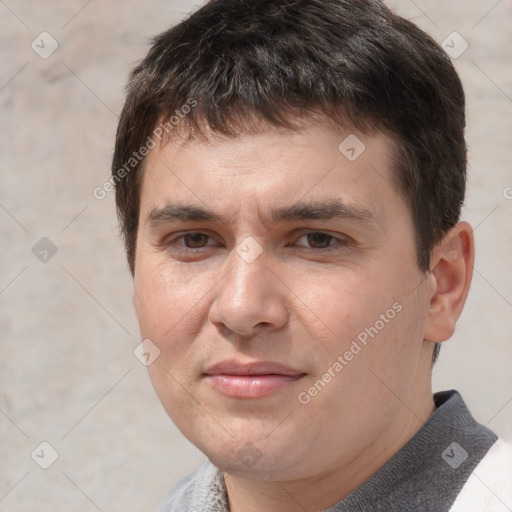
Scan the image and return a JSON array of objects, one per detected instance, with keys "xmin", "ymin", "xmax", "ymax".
[
  {"xmin": 294, "ymin": 232, "xmax": 346, "ymax": 244},
  {"xmin": 165, "ymin": 231, "xmax": 218, "ymax": 244}
]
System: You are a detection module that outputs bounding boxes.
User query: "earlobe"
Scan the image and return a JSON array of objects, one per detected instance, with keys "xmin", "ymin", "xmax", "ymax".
[{"xmin": 424, "ymin": 222, "xmax": 475, "ymax": 343}]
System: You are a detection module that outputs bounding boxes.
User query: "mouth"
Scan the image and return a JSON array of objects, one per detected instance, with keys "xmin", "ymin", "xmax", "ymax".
[{"xmin": 203, "ymin": 360, "xmax": 307, "ymax": 399}]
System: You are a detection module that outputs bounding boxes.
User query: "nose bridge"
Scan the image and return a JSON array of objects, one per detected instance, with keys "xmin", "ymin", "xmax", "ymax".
[
  {"xmin": 225, "ymin": 244, "xmax": 271, "ymax": 309},
  {"xmin": 211, "ymin": 242, "xmax": 287, "ymax": 335}
]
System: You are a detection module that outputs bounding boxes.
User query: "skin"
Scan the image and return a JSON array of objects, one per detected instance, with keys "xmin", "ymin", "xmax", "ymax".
[{"xmin": 133, "ymin": 119, "xmax": 474, "ymax": 512}]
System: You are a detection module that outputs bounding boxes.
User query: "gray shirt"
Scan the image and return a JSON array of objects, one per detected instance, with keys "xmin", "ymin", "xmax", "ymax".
[{"xmin": 157, "ymin": 390, "xmax": 497, "ymax": 511}]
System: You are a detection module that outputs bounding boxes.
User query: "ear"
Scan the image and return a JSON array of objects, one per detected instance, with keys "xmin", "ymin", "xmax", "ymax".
[{"xmin": 424, "ymin": 221, "xmax": 475, "ymax": 343}]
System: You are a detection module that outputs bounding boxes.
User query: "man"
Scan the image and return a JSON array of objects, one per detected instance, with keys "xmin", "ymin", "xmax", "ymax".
[{"xmin": 111, "ymin": 0, "xmax": 512, "ymax": 510}]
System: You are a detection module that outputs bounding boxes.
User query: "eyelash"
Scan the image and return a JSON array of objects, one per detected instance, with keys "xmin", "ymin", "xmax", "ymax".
[{"xmin": 164, "ymin": 231, "xmax": 349, "ymax": 254}]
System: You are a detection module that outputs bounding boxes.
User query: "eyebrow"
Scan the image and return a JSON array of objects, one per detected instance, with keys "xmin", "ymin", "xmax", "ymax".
[{"xmin": 146, "ymin": 200, "xmax": 375, "ymax": 228}]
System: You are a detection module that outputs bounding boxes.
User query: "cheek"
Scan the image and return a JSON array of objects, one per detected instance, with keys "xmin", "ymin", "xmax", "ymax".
[
  {"xmin": 134, "ymin": 261, "xmax": 211, "ymax": 340},
  {"xmin": 134, "ymin": 263, "xmax": 209, "ymax": 418},
  {"xmin": 294, "ymin": 266, "xmax": 391, "ymax": 349},
  {"xmin": 297, "ymin": 262, "xmax": 426, "ymax": 387}
]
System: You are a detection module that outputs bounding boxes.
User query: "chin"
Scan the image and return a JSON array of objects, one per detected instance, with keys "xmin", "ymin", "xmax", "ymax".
[
  {"xmin": 207, "ymin": 449, "xmax": 299, "ymax": 480},
  {"xmin": 191, "ymin": 425, "xmax": 313, "ymax": 480}
]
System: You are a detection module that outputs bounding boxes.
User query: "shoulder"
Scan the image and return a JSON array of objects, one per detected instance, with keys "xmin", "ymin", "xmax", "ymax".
[
  {"xmin": 449, "ymin": 438, "xmax": 512, "ymax": 512},
  {"xmin": 156, "ymin": 458, "xmax": 228, "ymax": 512},
  {"xmin": 156, "ymin": 459, "xmax": 211, "ymax": 512}
]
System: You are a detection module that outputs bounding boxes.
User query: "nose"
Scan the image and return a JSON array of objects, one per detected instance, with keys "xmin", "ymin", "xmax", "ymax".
[{"xmin": 208, "ymin": 244, "xmax": 289, "ymax": 338}]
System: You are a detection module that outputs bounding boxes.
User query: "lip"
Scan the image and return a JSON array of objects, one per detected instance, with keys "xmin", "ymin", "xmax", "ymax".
[{"xmin": 203, "ymin": 360, "xmax": 306, "ymax": 399}]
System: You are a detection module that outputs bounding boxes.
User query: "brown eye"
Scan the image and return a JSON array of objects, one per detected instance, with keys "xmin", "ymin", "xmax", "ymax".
[
  {"xmin": 306, "ymin": 233, "xmax": 335, "ymax": 249},
  {"xmin": 183, "ymin": 233, "xmax": 210, "ymax": 248},
  {"xmin": 293, "ymin": 232, "xmax": 349, "ymax": 252}
]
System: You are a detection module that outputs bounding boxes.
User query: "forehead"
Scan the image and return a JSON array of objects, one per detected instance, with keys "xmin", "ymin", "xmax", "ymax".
[{"xmin": 138, "ymin": 121, "xmax": 406, "ymax": 230}]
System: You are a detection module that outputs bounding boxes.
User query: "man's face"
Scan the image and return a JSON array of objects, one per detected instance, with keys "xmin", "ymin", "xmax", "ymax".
[{"xmin": 133, "ymin": 120, "xmax": 434, "ymax": 481}]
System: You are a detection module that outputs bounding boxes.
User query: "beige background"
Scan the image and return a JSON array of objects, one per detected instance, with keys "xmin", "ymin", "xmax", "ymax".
[{"xmin": 0, "ymin": 1, "xmax": 511, "ymax": 510}]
